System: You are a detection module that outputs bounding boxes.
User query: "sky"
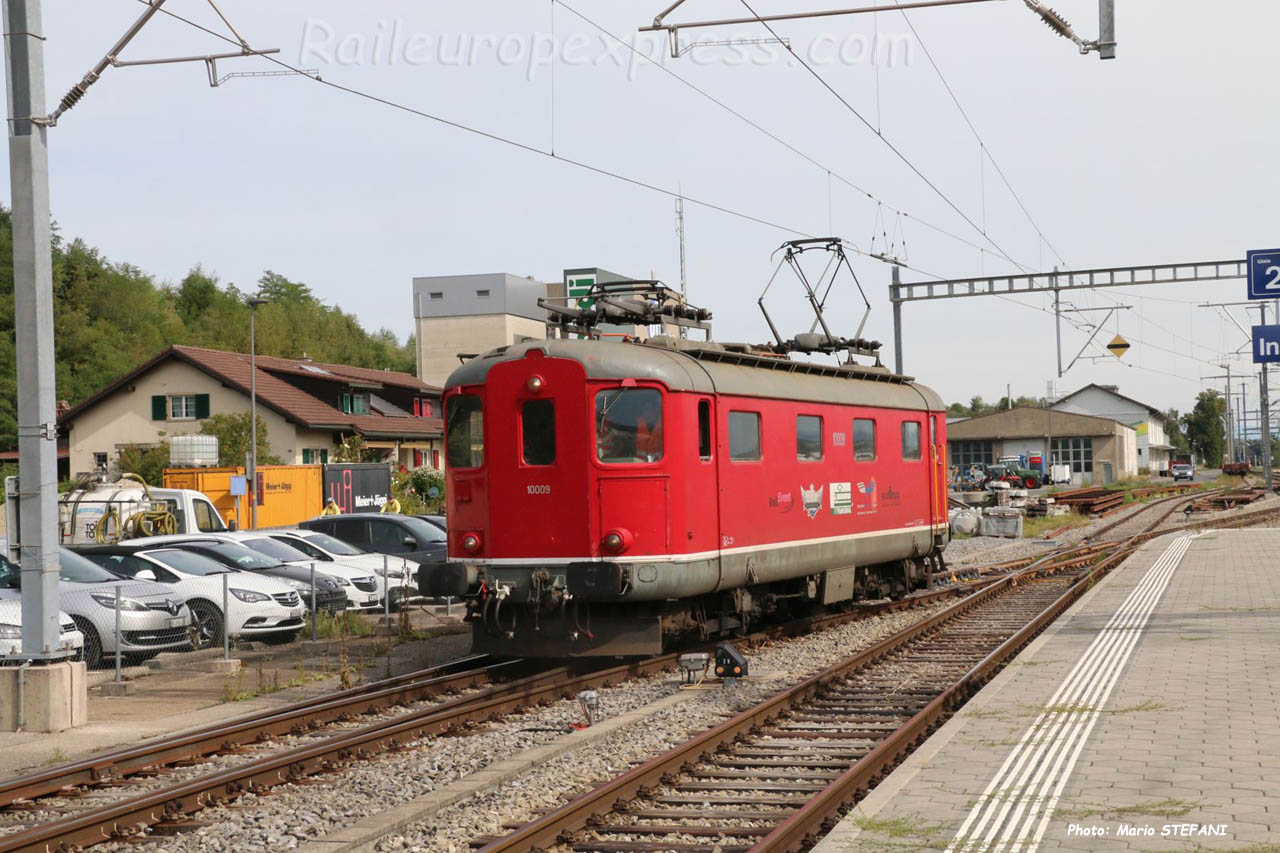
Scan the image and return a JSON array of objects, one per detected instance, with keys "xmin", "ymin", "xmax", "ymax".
[{"xmin": 6, "ymin": 0, "xmax": 1279, "ymax": 417}]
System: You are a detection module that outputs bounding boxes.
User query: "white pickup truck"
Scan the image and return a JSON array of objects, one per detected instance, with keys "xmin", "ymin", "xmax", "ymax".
[{"xmin": 58, "ymin": 475, "xmax": 229, "ymax": 545}]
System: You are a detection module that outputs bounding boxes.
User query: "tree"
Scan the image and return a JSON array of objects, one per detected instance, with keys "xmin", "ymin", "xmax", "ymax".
[
  {"xmin": 332, "ymin": 433, "xmax": 381, "ymax": 463},
  {"xmin": 0, "ymin": 206, "xmax": 420, "ymax": 450},
  {"xmin": 1162, "ymin": 408, "xmax": 1190, "ymax": 454},
  {"xmin": 117, "ymin": 442, "xmax": 170, "ymax": 486},
  {"xmin": 199, "ymin": 413, "xmax": 281, "ymax": 468},
  {"xmin": 1181, "ymin": 391, "xmax": 1226, "ymax": 467}
]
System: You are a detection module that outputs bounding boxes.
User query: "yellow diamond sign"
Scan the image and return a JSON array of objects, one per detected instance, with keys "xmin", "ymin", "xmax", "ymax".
[{"xmin": 1107, "ymin": 335, "xmax": 1130, "ymax": 358}]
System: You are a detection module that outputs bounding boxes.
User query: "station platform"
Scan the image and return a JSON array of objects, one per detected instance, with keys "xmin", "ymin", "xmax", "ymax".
[{"xmin": 814, "ymin": 527, "xmax": 1280, "ymax": 853}]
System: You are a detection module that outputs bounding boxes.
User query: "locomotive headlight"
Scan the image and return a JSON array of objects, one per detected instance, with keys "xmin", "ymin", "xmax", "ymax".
[
  {"xmin": 526, "ymin": 375, "xmax": 545, "ymax": 393},
  {"xmin": 460, "ymin": 532, "xmax": 482, "ymax": 554},
  {"xmin": 601, "ymin": 528, "xmax": 632, "ymax": 554}
]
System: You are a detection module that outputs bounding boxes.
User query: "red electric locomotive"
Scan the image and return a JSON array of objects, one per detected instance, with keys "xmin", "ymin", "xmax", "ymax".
[{"xmin": 424, "ymin": 334, "xmax": 949, "ymax": 658}]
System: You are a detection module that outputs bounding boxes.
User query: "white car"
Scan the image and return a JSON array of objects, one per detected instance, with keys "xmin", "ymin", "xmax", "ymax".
[
  {"xmin": 266, "ymin": 529, "xmax": 417, "ymax": 608},
  {"xmin": 77, "ymin": 545, "xmax": 306, "ymax": 648},
  {"xmin": 218, "ymin": 532, "xmax": 385, "ymax": 612},
  {"xmin": 0, "ymin": 600, "xmax": 84, "ymax": 662}
]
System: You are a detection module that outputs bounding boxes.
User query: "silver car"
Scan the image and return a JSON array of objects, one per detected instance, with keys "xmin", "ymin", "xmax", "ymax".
[
  {"xmin": 0, "ymin": 548, "xmax": 192, "ymax": 668},
  {"xmin": 266, "ymin": 529, "xmax": 417, "ymax": 608}
]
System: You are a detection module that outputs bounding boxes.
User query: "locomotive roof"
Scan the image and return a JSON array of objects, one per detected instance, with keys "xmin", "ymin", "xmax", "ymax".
[{"xmin": 447, "ymin": 338, "xmax": 944, "ymax": 411}]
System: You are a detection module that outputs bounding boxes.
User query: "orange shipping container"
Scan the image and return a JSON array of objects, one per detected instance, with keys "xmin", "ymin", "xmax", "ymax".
[{"xmin": 163, "ymin": 465, "xmax": 325, "ymax": 530}]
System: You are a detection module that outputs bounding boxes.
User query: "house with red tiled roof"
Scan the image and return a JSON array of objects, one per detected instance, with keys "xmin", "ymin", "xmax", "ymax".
[{"xmin": 59, "ymin": 346, "xmax": 443, "ymax": 478}]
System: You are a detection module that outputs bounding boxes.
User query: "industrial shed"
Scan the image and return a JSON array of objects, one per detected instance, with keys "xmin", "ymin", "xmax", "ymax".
[{"xmin": 946, "ymin": 407, "xmax": 1138, "ymax": 485}]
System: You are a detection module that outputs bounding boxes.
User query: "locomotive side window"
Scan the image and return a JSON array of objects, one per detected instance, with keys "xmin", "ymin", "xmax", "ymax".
[
  {"xmin": 853, "ymin": 418, "xmax": 876, "ymax": 461},
  {"xmin": 729, "ymin": 411, "xmax": 762, "ymax": 461},
  {"xmin": 796, "ymin": 415, "xmax": 823, "ymax": 461},
  {"xmin": 698, "ymin": 400, "xmax": 712, "ymax": 461},
  {"xmin": 596, "ymin": 388, "xmax": 663, "ymax": 463},
  {"xmin": 521, "ymin": 399, "xmax": 556, "ymax": 465},
  {"xmin": 446, "ymin": 395, "xmax": 484, "ymax": 469},
  {"xmin": 901, "ymin": 421, "xmax": 922, "ymax": 461}
]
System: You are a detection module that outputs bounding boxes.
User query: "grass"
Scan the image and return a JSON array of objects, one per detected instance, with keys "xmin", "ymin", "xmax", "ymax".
[
  {"xmin": 304, "ymin": 610, "xmax": 377, "ymax": 640},
  {"xmin": 222, "ymin": 662, "xmax": 327, "ymax": 702},
  {"xmin": 1022, "ymin": 513, "xmax": 1092, "ymax": 539},
  {"xmin": 1042, "ymin": 699, "xmax": 1169, "ymax": 715},
  {"xmin": 1058, "ymin": 797, "xmax": 1205, "ymax": 820}
]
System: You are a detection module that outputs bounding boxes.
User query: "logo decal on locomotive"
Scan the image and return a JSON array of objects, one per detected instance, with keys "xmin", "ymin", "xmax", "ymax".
[
  {"xmin": 829, "ymin": 482, "xmax": 852, "ymax": 515},
  {"xmin": 768, "ymin": 491, "xmax": 794, "ymax": 513},
  {"xmin": 856, "ymin": 479, "xmax": 879, "ymax": 515},
  {"xmin": 800, "ymin": 483, "xmax": 824, "ymax": 519}
]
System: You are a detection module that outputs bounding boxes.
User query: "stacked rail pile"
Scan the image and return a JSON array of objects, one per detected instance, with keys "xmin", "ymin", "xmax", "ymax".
[
  {"xmin": 1050, "ymin": 487, "xmax": 1125, "ymax": 515},
  {"xmin": 1128, "ymin": 482, "xmax": 1200, "ymax": 500},
  {"xmin": 1192, "ymin": 487, "xmax": 1267, "ymax": 511}
]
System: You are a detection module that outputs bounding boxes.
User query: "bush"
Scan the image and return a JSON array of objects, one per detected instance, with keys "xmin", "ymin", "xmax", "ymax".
[{"xmin": 117, "ymin": 442, "xmax": 170, "ymax": 486}]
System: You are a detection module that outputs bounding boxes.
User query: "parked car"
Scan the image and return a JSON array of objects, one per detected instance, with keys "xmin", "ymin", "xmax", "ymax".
[
  {"xmin": 300, "ymin": 514, "xmax": 448, "ymax": 567},
  {"xmin": 216, "ymin": 532, "xmax": 385, "ymax": 611},
  {"xmin": 1171, "ymin": 463, "xmax": 1195, "ymax": 481},
  {"xmin": 0, "ymin": 545, "xmax": 192, "ymax": 668},
  {"xmin": 0, "ymin": 599, "xmax": 84, "ymax": 662},
  {"xmin": 123, "ymin": 535, "xmax": 348, "ymax": 615},
  {"xmin": 76, "ymin": 545, "xmax": 305, "ymax": 647},
  {"xmin": 265, "ymin": 529, "xmax": 417, "ymax": 609},
  {"xmin": 416, "ymin": 515, "xmax": 447, "ymax": 534}
]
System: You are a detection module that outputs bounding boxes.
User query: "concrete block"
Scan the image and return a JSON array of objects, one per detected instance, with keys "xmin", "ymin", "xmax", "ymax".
[
  {"xmin": 202, "ymin": 658, "xmax": 241, "ymax": 674},
  {"xmin": 0, "ymin": 661, "xmax": 88, "ymax": 732},
  {"xmin": 98, "ymin": 680, "xmax": 136, "ymax": 697}
]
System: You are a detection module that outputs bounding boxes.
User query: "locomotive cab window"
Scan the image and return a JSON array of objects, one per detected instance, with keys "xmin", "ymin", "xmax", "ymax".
[
  {"xmin": 729, "ymin": 411, "xmax": 762, "ymax": 461},
  {"xmin": 521, "ymin": 399, "xmax": 555, "ymax": 465},
  {"xmin": 796, "ymin": 415, "xmax": 823, "ymax": 461},
  {"xmin": 853, "ymin": 418, "xmax": 876, "ymax": 461},
  {"xmin": 446, "ymin": 394, "xmax": 484, "ymax": 469},
  {"xmin": 901, "ymin": 421, "xmax": 922, "ymax": 461},
  {"xmin": 596, "ymin": 388, "xmax": 663, "ymax": 463}
]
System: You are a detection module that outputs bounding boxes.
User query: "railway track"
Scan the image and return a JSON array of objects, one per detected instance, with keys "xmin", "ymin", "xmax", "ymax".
[
  {"xmin": 477, "ymin": 561, "xmax": 1108, "ymax": 852},
  {"xmin": 477, "ymin": 495, "xmax": 1280, "ymax": 853},
  {"xmin": 0, "ymin": 584, "xmax": 979, "ymax": 851}
]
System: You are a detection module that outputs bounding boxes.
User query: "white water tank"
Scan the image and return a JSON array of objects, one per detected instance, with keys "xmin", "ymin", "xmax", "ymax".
[{"xmin": 170, "ymin": 434, "xmax": 219, "ymax": 467}]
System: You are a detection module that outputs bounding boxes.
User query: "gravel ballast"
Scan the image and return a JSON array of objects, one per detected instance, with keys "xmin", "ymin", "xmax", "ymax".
[{"xmin": 98, "ymin": 604, "xmax": 948, "ymax": 853}]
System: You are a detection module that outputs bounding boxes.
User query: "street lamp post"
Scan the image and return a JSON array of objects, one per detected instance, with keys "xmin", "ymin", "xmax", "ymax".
[{"xmin": 248, "ymin": 297, "xmax": 269, "ymax": 529}]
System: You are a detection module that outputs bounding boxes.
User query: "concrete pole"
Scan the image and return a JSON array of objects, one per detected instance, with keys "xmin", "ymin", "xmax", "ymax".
[
  {"xmin": 891, "ymin": 265, "xmax": 903, "ymax": 375},
  {"xmin": 4, "ymin": 0, "xmax": 61, "ymax": 657},
  {"xmin": 1265, "ymin": 303, "xmax": 1275, "ymax": 488},
  {"xmin": 249, "ymin": 305, "xmax": 258, "ymax": 530},
  {"xmin": 1053, "ymin": 283, "xmax": 1063, "ymax": 379},
  {"xmin": 1224, "ymin": 366, "xmax": 1234, "ymax": 465}
]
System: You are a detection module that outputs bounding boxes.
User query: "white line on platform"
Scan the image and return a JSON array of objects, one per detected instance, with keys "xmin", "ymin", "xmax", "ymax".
[{"xmin": 945, "ymin": 534, "xmax": 1196, "ymax": 853}]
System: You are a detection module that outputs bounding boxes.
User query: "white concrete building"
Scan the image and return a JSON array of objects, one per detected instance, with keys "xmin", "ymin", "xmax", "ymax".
[{"xmin": 1049, "ymin": 384, "xmax": 1175, "ymax": 475}]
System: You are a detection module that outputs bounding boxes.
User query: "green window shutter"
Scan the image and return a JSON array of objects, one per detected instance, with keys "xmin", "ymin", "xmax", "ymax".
[
  {"xmin": 320, "ymin": 449, "xmax": 329, "ymax": 464},
  {"xmin": 302, "ymin": 449, "xmax": 312, "ymax": 464},
  {"xmin": 194, "ymin": 394, "xmax": 211, "ymax": 419},
  {"xmin": 342, "ymin": 394, "xmax": 351, "ymax": 414},
  {"xmin": 151, "ymin": 395, "xmax": 167, "ymax": 420}
]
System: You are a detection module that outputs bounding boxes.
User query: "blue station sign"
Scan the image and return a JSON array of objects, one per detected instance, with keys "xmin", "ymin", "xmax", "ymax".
[
  {"xmin": 1252, "ymin": 325, "xmax": 1280, "ymax": 364},
  {"xmin": 1247, "ymin": 249, "xmax": 1280, "ymax": 299}
]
